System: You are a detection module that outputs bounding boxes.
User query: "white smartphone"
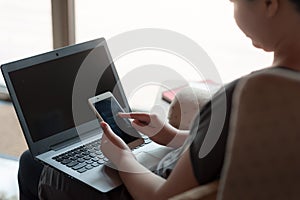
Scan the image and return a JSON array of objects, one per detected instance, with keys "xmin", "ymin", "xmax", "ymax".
[{"xmin": 88, "ymin": 92, "xmax": 144, "ymax": 149}]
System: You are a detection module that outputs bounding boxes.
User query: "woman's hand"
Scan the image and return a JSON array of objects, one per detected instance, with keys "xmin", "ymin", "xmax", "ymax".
[
  {"xmin": 100, "ymin": 121, "xmax": 130, "ymax": 151},
  {"xmin": 100, "ymin": 118, "xmax": 197, "ymax": 200},
  {"xmin": 100, "ymin": 122, "xmax": 133, "ymax": 167},
  {"xmin": 118, "ymin": 112, "xmax": 182, "ymax": 147},
  {"xmin": 100, "ymin": 121, "xmax": 149, "ymax": 174}
]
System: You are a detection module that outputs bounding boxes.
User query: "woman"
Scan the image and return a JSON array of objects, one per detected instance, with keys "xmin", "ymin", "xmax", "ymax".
[{"xmin": 18, "ymin": 0, "xmax": 300, "ymax": 199}]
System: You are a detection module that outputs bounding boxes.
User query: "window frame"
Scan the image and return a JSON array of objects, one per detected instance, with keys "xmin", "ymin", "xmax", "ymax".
[{"xmin": 51, "ymin": 0, "xmax": 76, "ymax": 48}]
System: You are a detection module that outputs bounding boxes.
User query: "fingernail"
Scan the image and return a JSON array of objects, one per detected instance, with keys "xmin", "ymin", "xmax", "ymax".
[{"xmin": 100, "ymin": 122, "xmax": 106, "ymax": 128}]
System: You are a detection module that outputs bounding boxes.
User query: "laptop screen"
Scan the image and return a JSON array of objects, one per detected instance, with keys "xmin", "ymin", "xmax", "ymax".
[{"xmin": 8, "ymin": 45, "xmax": 125, "ymax": 143}]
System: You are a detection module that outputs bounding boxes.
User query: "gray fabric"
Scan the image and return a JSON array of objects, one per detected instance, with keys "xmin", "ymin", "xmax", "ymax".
[
  {"xmin": 155, "ymin": 117, "xmax": 199, "ymax": 178},
  {"xmin": 38, "ymin": 166, "xmax": 133, "ymax": 200}
]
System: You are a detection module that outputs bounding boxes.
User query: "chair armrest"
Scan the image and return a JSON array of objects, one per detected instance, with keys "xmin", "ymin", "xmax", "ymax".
[{"xmin": 169, "ymin": 181, "xmax": 219, "ymax": 200}]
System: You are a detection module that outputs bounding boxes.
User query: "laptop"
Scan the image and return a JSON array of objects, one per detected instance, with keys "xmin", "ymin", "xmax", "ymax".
[{"xmin": 1, "ymin": 38, "xmax": 171, "ymax": 192}]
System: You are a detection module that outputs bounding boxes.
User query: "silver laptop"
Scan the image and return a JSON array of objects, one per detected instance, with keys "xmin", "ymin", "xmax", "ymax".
[{"xmin": 1, "ymin": 38, "xmax": 171, "ymax": 192}]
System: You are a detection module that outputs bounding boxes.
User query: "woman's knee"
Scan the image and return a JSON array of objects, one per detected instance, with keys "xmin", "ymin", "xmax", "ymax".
[
  {"xmin": 18, "ymin": 150, "xmax": 44, "ymax": 199},
  {"xmin": 19, "ymin": 150, "xmax": 42, "ymax": 175}
]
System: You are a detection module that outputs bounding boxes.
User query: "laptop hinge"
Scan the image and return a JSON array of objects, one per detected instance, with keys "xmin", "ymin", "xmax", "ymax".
[
  {"xmin": 50, "ymin": 136, "xmax": 81, "ymax": 151},
  {"xmin": 50, "ymin": 127, "xmax": 100, "ymax": 151}
]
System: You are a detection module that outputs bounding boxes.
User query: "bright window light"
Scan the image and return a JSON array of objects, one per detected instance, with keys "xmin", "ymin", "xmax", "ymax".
[
  {"xmin": 75, "ymin": 0, "xmax": 273, "ymax": 83},
  {"xmin": 0, "ymin": 0, "xmax": 52, "ymax": 86}
]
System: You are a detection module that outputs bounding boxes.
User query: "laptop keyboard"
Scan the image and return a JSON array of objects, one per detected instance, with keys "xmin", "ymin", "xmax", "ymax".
[
  {"xmin": 52, "ymin": 139, "xmax": 108, "ymax": 173},
  {"xmin": 52, "ymin": 136, "xmax": 152, "ymax": 173}
]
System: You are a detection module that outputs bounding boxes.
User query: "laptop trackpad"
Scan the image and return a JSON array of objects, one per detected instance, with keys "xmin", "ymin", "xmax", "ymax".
[
  {"xmin": 135, "ymin": 151, "xmax": 161, "ymax": 170},
  {"xmin": 104, "ymin": 146, "xmax": 173, "ymax": 171}
]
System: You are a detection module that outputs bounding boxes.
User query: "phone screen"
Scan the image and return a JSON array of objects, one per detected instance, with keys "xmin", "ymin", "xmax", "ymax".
[{"xmin": 93, "ymin": 97, "xmax": 141, "ymax": 144}]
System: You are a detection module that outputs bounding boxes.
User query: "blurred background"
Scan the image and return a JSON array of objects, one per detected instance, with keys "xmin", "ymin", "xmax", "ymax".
[{"xmin": 0, "ymin": 0, "xmax": 273, "ymax": 199}]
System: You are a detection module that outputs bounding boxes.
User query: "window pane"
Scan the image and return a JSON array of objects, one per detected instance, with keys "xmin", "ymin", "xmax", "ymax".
[
  {"xmin": 75, "ymin": 0, "xmax": 272, "ymax": 83},
  {"xmin": 0, "ymin": 0, "xmax": 52, "ymax": 86}
]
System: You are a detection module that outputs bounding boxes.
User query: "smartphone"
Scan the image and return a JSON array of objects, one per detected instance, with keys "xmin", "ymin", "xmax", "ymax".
[{"xmin": 88, "ymin": 92, "xmax": 144, "ymax": 149}]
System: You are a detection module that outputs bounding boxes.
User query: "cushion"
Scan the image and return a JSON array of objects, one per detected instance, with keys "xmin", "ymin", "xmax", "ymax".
[{"xmin": 168, "ymin": 86, "xmax": 211, "ymax": 130}]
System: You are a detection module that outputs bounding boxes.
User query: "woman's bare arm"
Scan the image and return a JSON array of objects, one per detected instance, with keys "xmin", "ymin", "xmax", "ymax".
[
  {"xmin": 119, "ymin": 112, "xmax": 190, "ymax": 148},
  {"xmin": 118, "ymin": 149, "xmax": 198, "ymax": 200},
  {"xmin": 100, "ymin": 121, "xmax": 198, "ymax": 200}
]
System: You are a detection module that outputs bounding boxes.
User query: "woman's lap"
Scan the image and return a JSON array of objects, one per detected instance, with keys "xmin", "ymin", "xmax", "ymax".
[
  {"xmin": 39, "ymin": 166, "xmax": 132, "ymax": 200},
  {"xmin": 18, "ymin": 150, "xmax": 44, "ymax": 200},
  {"xmin": 18, "ymin": 150, "xmax": 132, "ymax": 200}
]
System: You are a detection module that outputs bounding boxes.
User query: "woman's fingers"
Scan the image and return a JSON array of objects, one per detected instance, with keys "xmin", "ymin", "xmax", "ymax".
[
  {"xmin": 118, "ymin": 112, "xmax": 151, "ymax": 125},
  {"xmin": 132, "ymin": 119, "xmax": 148, "ymax": 127},
  {"xmin": 100, "ymin": 122, "xmax": 137, "ymax": 171},
  {"xmin": 100, "ymin": 121, "xmax": 129, "ymax": 150}
]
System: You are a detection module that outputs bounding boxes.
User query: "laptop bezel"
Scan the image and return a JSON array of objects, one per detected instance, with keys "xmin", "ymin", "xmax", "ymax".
[{"xmin": 1, "ymin": 38, "xmax": 130, "ymax": 156}]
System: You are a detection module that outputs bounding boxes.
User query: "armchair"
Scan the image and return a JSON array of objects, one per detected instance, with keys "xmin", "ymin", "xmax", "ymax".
[{"xmin": 170, "ymin": 68, "xmax": 300, "ymax": 199}]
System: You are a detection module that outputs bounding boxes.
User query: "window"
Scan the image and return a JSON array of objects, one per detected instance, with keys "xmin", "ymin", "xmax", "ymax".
[
  {"xmin": 0, "ymin": 0, "xmax": 52, "ymax": 86},
  {"xmin": 75, "ymin": 0, "xmax": 273, "ymax": 83}
]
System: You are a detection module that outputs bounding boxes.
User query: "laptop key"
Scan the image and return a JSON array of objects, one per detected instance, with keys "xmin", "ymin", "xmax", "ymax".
[
  {"xmin": 98, "ymin": 154, "xmax": 104, "ymax": 159},
  {"xmin": 75, "ymin": 154, "xmax": 84, "ymax": 158},
  {"xmin": 61, "ymin": 159, "xmax": 72, "ymax": 165},
  {"xmin": 97, "ymin": 160, "xmax": 105, "ymax": 164},
  {"xmin": 67, "ymin": 161, "xmax": 78, "ymax": 167},
  {"xmin": 92, "ymin": 157, "xmax": 99, "ymax": 162},
  {"xmin": 85, "ymin": 164, "xmax": 93, "ymax": 170},
  {"xmin": 83, "ymin": 156, "xmax": 91, "ymax": 160},
  {"xmin": 51, "ymin": 139, "xmax": 106, "ymax": 172},
  {"xmin": 85, "ymin": 160, "xmax": 93, "ymax": 164},
  {"xmin": 89, "ymin": 153, "xmax": 97, "ymax": 158},
  {"xmin": 69, "ymin": 157, "xmax": 77, "ymax": 161},
  {"xmin": 144, "ymin": 138, "xmax": 152, "ymax": 144},
  {"xmin": 72, "ymin": 162, "xmax": 87, "ymax": 170},
  {"xmin": 77, "ymin": 168, "xmax": 87, "ymax": 173},
  {"xmin": 92, "ymin": 162, "xmax": 100, "ymax": 167},
  {"xmin": 54, "ymin": 157, "xmax": 63, "ymax": 162}
]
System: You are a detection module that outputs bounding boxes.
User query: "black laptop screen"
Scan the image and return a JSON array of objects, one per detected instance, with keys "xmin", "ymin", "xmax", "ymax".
[{"xmin": 9, "ymin": 46, "xmax": 125, "ymax": 142}]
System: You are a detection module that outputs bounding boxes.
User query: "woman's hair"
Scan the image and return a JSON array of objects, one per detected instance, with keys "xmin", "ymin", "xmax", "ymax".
[
  {"xmin": 247, "ymin": 0, "xmax": 300, "ymax": 12},
  {"xmin": 289, "ymin": 0, "xmax": 300, "ymax": 12}
]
